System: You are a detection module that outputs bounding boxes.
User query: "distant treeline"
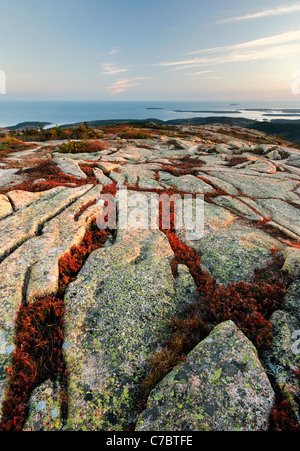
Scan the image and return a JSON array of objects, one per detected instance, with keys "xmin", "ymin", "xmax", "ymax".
[
  {"xmin": 4, "ymin": 116, "xmax": 300, "ymax": 146},
  {"xmin": 58, "ymin": 116, "xmax": 300, "ymax": 145}
]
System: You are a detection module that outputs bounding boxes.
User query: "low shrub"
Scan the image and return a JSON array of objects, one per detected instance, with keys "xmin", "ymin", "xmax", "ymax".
[{"xmin": 56, "ymin": 141, "xmax": 88, "ymax": 154}]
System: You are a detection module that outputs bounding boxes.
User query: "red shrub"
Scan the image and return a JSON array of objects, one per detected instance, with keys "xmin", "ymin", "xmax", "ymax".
[{"xmin": 86, "ymin": 140, "xmax": 108, "ymax": 153}]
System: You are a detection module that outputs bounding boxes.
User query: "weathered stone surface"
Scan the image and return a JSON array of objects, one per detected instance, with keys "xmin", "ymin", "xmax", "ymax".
[
  {"xmin": 176, "ymin": 200, "xmax": 236, "ymax": 250},
  {"xmin": 23, "ymin": 380, "xmax": 63, "ymax": 431},
  {"xmin": 6, "ymin": 188, "xmax": 62, "ymax": 211},
  {"xmin": 264, "ymin": 310, "xmax": 300, "ymax": 424},
  {"xmin": 257, "ymin": 199, "xmax": 300, "ymax": 240},
  {"xmin": 159, "ymin": 172, "xmax": 214, "ymax": 194},
  {"xmin": 194, "ymin": 222, "xmax": 283, "ymax": 284},
  {"xmin": 54, "ymin": 151, "xmax": 103, "ymax": 162},
  {"xmin": 26, "ymin": 185, "xmax": 103, "ymax": 302},
  {"xmin": 202, "ymin": 169, "xmax": 299, "ymax": 201},
  {"xmin": 0, "ymin": 194, "xmax": 13, "ymax": 220},
  {"xmin": 110, "ymin": 164, "xmax": 157, "ymax": 188},
  {"xmin": 136, "ymin": 321, "xmax": 275, "ymax": 431},
  {"xmin": 249, "ymin": 159, "xmax": 277, "ymax": 174},
  {"xmin": 0, "ymin": 185, "xmax": 91, "ymax": 263},
  {"xmin": 203, "ymin": 202, "xmax": 237, "ymax": 233},
  {"xmin": 0, "ymin": 185, "xmax": 102, "ymax": 415},
  {"xmin": 212, "ymin": 196, "xmax": 263, "ymax": 221},
  {"xmin": 284, "ymin": 279, "xmax": 300, "ymax": 322},
  {"xmin": 174, "ymin": 265, "xmax": 197, "ymax": 309},
  {"xmin": 110, "ymin": 145, "xmax": 142, "ymax": 162},
  {"xmin": 53, "ymin": 155, "xmax": 87, "ymax": 180},
  {"xmin": 216, "ymin": 143, "xmax": 231, "ymax": 154},
  {"xmin": 198, "ymin": 173, "xmax": 239, "ymax": 195},
  {"xmin": 93, "ymin": 168, "xmax": 113, "ymax": 186},
  {"xmin": 0, "ymin": 168, "xmax": 22, "ymax": 188},
  {"xmin": 97, "ymin": 161, "xmax": 120, "ymax": 172},
  {"xmin": 63, "ymin": 194, "xmax": 196, "ymax": 431},
  {"xmin": 287, "ymin": 154, "xmax": 300, "ymax": 168},
  {"xmin": 1, "ymin": 125, "xmax": 300, "ymax": 431},
  {"xmin": 282, "ymin": 247, "xmax": 300, "ymax": 277},
  {"xmin": 265, "ymin": 150, "xmax": 280, "ymax": 160}
]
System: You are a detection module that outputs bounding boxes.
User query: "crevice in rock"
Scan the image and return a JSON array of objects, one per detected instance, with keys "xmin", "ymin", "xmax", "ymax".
[
  {"xmin": 129, "ymin": 196, "xmax": 296, "ymax": 432},
  {"xmin": 21, "ymin": 264, "xmax": 37, "ymax": 307},
  {"xmin": 262, "ymin": 359, "xmax": 300, "ymax": 431},
  {"xmin": 0, "ymin": 187, "xmax": 95, "ymax": 265},
  {"xmin": 0, "ymin": 193, "xmax": 115, "ymax": 430}
]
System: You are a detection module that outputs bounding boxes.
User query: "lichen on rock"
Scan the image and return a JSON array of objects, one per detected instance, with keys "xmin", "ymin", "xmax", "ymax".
[{"xmin": 136, "ymin": 321, "xmax": 275, "ymax": 431}]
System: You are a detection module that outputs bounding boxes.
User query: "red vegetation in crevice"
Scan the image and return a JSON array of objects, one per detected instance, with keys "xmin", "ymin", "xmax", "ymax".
[
  {"xmin": 0, "ymin": 216, "xmax": 114, "ymax": 431},
  {"xmin": 78, "ymin": 164, "xmax": 99, "ymax": 183},
  {"xmin": 0, "ymin": 297, "xmax": 66, "ymax": 431},
  {"xmin": 141, "ymin": 198, "xmax": 290, "ymax": 404},
  {"xmin": 161, "ymin": 156, "xmax": 205, "ymax": 178},
  {"xmin": 0, "ymin": 160, "xmax": 99, "ymax": 195},
  {"xmin": 58, "ymin": 220, "xmax": 111, "ymax": 295},
  {"xmin": 0, "ymin": 182, "xmax": 119, "ymax": 430},
  {"xmin": 74, "ymin": 181, "xmax": 118, "ymax": 222},
  {"xmin": 270, "ymin": 399, "xmax": 300, "ymax": 431},
  {"xmin": 74, "ymin": 200, "xmax": 97, "ymax": 222},
  {"xmin": 160, "ymin": 202, "xmax": 287, "ymax": 349}
]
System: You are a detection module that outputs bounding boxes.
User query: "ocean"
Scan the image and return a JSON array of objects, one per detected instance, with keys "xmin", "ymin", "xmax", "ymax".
[{"xmin": 0, "ymin": 100, "xmax": 300, "ymax": 129}]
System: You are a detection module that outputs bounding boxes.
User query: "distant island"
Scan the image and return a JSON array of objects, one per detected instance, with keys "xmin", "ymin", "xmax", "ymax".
[{"xmin": 172, "ymin": 109, "xmax": 241, "ymax": 114}]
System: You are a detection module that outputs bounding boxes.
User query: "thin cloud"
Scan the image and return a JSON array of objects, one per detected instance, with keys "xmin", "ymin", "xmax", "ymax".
[
  {"xmin": 155, "ymin": 31, "xmax": 300, "ymax": 71},
  {"xmin": 187, "ymin": 30, "xmax": 300, "ymax": 55},
  {"xmin": 106, "ymin": 77, "xmax": 146, "ymax": 95},
  {"xmin": 100, "ymin": 63, "xmax": 129, "ymax": 75},
  {"xmin": 107, "ymin": 48, "xmax": 122, "ymax": 55},
  {"xmin": 217, "ymin": 3, "xmax": 300, "ymax": 24},
  {"xmin": 188, "ymin": 70, "xmax": 212, "ymax": 75}
]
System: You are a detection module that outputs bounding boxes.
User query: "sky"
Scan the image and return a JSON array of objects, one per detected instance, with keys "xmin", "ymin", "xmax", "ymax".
[{"xmin": 1, "ymin": 0, "xmax": 300, "ymax": 101}]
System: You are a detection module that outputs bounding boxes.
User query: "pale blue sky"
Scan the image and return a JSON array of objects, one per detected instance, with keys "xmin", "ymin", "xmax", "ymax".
[{"xmin": 1, "ymin": 0, "xmax": 300, "ymax": 100}]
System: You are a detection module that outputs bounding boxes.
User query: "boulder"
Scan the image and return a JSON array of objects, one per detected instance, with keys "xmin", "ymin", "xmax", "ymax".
[
  {"xmin": 194, "ymin": 222, "xmax": 283, "ymax": 284},
  {"xmin": 53, "ymin": 155, "xmax": 87, "ymax": 180},
  {"xmin": 282, "ymin": 247, "xmax": 300, "ymax": 277},
  {"xmin": 136, "ymin": 321, "xmax": 275, "ymax": 431}
]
